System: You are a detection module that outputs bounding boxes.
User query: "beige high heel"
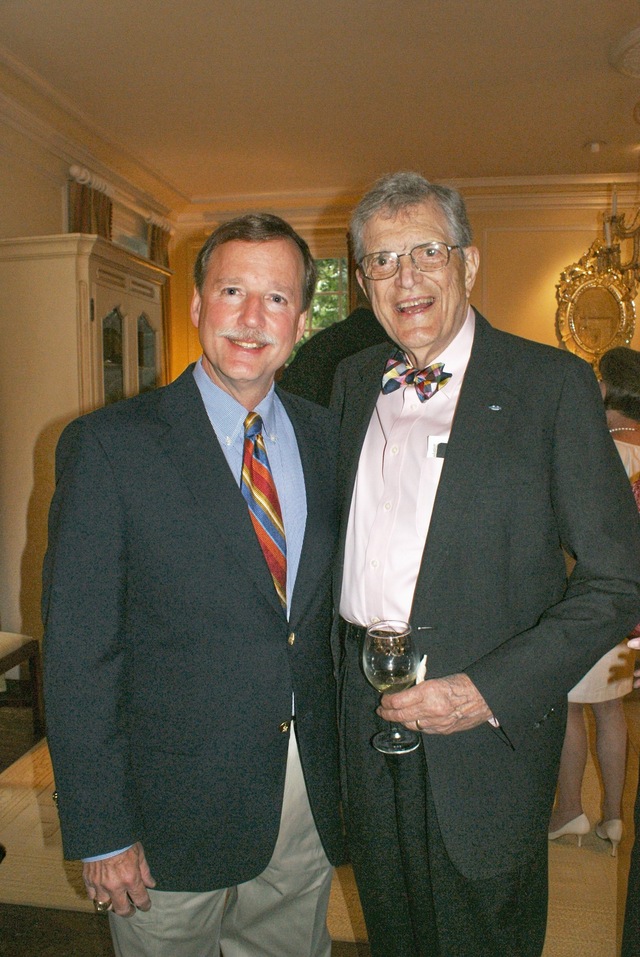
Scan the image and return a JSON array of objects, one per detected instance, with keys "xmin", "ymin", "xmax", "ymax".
[
  {"xmin": 595, "ymin": 819, "xmax": 623, "ymax": 857},
  {"xmin": 548, "ymin": 813, "xmax": 590, "ymax": 846}
]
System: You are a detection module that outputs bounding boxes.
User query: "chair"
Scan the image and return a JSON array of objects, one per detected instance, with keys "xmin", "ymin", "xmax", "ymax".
[{"xmin": 0, "ymin": 632, "xmax": 44, "ymax": 736}]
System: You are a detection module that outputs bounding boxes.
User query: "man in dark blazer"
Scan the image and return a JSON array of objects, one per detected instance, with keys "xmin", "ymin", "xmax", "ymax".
[
  {"xmin": 43, "ymin": 213, "xmax": 345, "ymax": 957},
  {"xmin": 331, "ymin": 173, "xmax": 640, "ymax": 957}
]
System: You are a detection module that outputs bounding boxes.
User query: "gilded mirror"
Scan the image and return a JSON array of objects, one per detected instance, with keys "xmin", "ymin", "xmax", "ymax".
[{"xmin": 555, "ymin": 240, "xmax": 636, "ymax": 369}]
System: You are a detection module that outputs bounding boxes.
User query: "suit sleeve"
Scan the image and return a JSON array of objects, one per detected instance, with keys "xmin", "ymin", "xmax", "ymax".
[
  {"xmin": 465, "ymin": 357, "xmax": 640, "ymax": 747},
  {"xmin": 43, "ymin": 418, "xmax": 140, "ymax": 860}
]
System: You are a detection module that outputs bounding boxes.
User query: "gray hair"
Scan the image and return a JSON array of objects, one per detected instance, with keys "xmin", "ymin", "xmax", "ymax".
[
  {"xmin": 349, "ymin": 171, "xmax": 473, "ymax": 264},
  {"xmin": 193, "ymin": 212, "xmax": 317, "ymax": 311}
]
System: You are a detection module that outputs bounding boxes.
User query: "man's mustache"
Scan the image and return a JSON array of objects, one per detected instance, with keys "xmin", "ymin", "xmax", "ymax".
[{"xmin": 217, "ymin": 327, "xmax": 277, "ymax": 347}]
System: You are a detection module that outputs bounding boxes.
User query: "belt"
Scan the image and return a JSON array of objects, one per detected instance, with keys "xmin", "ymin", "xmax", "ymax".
[{"xmin": 339, "ymin": 617, "xmax": 368, "ymax": 644}]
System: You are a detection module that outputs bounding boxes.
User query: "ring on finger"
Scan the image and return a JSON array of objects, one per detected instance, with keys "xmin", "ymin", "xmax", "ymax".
[
  {"xmin": 416, "ymin": 718, "xmax": 423, "ymax": 731},
  {"xmin": 93, "ymin": 899, "xmax": 113, "ymax": 914}
]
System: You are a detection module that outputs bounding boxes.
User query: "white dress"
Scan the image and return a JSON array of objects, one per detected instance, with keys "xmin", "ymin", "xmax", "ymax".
[{"xmin": 569, "ymin": 439, "xmax": 640, "ymax": 704}]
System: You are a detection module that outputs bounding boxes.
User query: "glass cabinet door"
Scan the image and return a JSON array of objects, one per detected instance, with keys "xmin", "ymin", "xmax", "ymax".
[
  {"xmin": 102, "ymin": 307, "xmax": 125, "ymax": 404},
  {"xmin": 137, "ymin": 313, "xmax": 158, "ymax": 394},
  {"xmin": 91, "ymin": 252, "xmax": 166, "ymax": 410}
]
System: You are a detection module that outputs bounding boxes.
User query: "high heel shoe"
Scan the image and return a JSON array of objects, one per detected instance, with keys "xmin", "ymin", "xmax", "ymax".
[
  {"xmin": 548, "ymin": 813, "xmax": 590, "ymax": 846},
  {"xmin": 595, "ymin": 819, "xmax": 623, "ymax": 857}
]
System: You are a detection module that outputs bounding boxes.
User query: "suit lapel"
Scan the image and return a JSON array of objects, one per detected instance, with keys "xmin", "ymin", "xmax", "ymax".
[
  {"xmin": 278, "ymin": 390, "xmax": 336, "ymax": 625},
  {"xmin": 333, "ymin": 344, "xmax": 392, "ymax": 588},
  {"xmin": 411, "ymin": 313, "xmax": 519, "ymax": 599},
  {"xmin": 335, "ymin": 344, "xmax": 390, "ymax": 513},
  {"xmin": 156, "ymin": 368, "xmax": 285, "ymax": 616}
]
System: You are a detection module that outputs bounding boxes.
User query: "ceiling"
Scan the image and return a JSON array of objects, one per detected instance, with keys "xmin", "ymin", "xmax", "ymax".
[{"xmin": 1, "ymin": 0, "xmax": 640, "ymax": 214}]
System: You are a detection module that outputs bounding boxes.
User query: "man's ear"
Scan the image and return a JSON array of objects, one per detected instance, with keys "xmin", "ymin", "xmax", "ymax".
[
  {"xmin": 190, "ymin": 287, "xmax": 201, "ymax": 329},
  {"xmin": 356, "ymin": 268, "xmax": 368, "ymax": 297},
  {"xmin": 294, "ymin": 310, "xmax": 307, "ymax": 344},
  {"xmin": 463, "ymin": 247, "xmax": 480, "ymax": 297}
]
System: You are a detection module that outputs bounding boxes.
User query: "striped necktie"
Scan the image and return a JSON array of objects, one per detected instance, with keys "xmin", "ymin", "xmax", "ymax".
[{"xmin": 240, "ymin": 412, "xmax": 287, "ymax": 607}]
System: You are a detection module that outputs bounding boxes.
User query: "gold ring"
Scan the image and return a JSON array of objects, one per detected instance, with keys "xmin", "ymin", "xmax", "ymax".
[
  {"xmin": 416, "ymin": 718, "xmax": 423, "ymax": 731},
  {"xmin": 94, "ymin": 899, "xmax": 112, "ymax": 914}
]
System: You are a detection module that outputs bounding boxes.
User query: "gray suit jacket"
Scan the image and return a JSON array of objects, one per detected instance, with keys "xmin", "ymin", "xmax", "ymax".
[
  {"xmin": 43, "ymin": 365, "xmax": 345, "ymax": 891},
  {"xmin": 332, "ymin": 310, "xmax": 640, "ymax": 877}
]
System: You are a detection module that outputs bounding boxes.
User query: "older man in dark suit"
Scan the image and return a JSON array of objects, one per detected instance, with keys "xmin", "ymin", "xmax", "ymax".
[
  {"xmin": 331, "ymin": 172, "xmax": 640, "ymax": 957},
  {"xmin": 43, "ymin": 213, "xmax": 345, "ymax": 957}
]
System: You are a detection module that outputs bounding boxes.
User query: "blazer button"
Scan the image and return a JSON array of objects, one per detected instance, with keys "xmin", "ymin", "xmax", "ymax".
[
  {"xmin": 287, "ymin": 632, "xmax": 295, "ymax": 646},
  {"xmin": 279, "ymin": 720, "xmax": 291, "ymax": 734}
]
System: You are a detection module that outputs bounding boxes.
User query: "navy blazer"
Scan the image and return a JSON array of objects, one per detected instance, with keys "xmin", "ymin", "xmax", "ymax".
[
  {"xmin": 332, "ymin": 310, "xmax": 640, "ymax": 878},
  {"xmin": 43, "ymin": 365, "xmax": 345, "ymax": 890}
]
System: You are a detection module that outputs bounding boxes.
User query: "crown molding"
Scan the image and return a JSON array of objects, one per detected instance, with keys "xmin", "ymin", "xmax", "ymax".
[
  {"xmin": 1, "ymin": 35, "xmax": 636, "ymax": 229},
  {"xmin": 173, "ymin": 174, "xmax": 638, "ymax": 230}
]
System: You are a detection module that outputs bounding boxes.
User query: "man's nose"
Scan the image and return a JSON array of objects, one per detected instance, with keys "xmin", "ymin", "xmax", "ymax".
[
  {"xmin": 395, "ymin": 252, "xmax": 420, "ymax": 287},
  {"xmin": 241, "ymin": 294, "xmax": 265, "ymax": 325}
]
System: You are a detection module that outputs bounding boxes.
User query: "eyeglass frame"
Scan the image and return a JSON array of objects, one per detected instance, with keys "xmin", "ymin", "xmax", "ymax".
[{"xmin": 358, "ymin": 241, "xmax": 464, "ymax": 280}]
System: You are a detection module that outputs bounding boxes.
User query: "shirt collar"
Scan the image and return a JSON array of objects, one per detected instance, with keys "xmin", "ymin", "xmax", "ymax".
[
  {"xmin": 192, "ymin": 359, "xmax": 278, "ymax": 446},
  {"xmin": 431, "ymin": 304, "xmax": 475, "ymax": 379},
  {"xmin": 392, "ymin": 305, "xmax": 475, "ymax": 383}
]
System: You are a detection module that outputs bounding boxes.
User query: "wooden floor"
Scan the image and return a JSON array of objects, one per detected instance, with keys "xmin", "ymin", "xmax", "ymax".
[{"xmin": 1, "ymin": 691, "xmax": 639, "ymax": 956}]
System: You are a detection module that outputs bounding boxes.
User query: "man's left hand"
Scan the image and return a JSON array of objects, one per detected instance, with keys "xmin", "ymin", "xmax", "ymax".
[{"xmin": 378, "ymin": 673, "xmax": 493, "ymax": 734}]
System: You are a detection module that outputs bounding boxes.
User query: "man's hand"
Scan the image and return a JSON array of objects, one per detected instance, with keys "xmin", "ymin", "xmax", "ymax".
[
  {"xmin": 628, "ymin": 636, "xmax": 640, "ymax": 689},
  {"xmin": 378, "ymin": 673, "xmax": 493, "ymax": 734},
  {"xmin": 83, "ymin": 842, "xmax": 156, "ymax": 917}
]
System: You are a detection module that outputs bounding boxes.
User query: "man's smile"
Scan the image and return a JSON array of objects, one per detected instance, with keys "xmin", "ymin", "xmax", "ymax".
[{"xmin": 396, "ymin": 296, "xmax": 436, "ymax": 315}]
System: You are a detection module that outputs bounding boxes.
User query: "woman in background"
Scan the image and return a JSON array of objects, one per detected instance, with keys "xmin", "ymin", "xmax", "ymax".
[{"xmin": 549, "ymin": 346, "xmax": 640, "ymax": 856}]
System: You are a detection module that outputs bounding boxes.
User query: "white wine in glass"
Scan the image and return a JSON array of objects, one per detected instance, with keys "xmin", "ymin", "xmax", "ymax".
[{"xmin": 362, "ymin": 620, "xmax": 421, "ymax": 754}]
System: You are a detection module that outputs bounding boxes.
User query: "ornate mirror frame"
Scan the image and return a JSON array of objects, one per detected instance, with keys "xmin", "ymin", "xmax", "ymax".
[{"xmin": 555, "ymin": 240, "xmax": 636, "ymax": 369}]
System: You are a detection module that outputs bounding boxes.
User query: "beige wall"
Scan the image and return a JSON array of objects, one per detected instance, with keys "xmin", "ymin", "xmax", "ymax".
[{"xmin": 0, "ymin": 108, "xmax": 70, "ymax": 240}]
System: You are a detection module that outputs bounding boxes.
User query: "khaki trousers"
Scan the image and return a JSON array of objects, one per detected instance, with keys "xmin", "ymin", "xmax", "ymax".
[{"xmin": 110, "ymin": 728, "xmax": 333, "ymax": 957}]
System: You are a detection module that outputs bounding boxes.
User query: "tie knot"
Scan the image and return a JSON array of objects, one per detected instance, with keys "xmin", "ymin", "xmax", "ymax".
[
  {"xmin": 381, "ymin": 349, "xmax": 452, "ymax": 402},
  {"xmin": 244, "ymin": 412, "xmax": 263, "ymax": 439}
]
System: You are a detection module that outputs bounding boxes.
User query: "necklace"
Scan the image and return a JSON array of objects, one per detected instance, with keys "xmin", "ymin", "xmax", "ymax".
[{"xmin": 609, "ymin": 427, "xmax": 640, "ymax": 434}]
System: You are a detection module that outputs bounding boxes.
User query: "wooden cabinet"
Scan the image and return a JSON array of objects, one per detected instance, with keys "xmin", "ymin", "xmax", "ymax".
[{"xmin": 0, "ymin": 234, "xmax": 170, "ymax": 638}]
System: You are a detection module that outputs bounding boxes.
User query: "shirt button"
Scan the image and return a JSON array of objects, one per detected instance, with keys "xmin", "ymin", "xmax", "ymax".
[
  {"xmin": 287, "ymin": 632, "xmax": 295, "ymax": 646},
  {"xmin": 370, "ymin": 559, "xmax": 379, "ymax": 569},
  {"xmin": 391, "ymin": 445, "xmax": 399, "ymax": 455},
  {"xmin": 384, "ymin": 501, "xmax": 392, "ymax": 511},
  {"xmin": 279, "ymin": 721, "xmax": 291, "ymax": 734}
]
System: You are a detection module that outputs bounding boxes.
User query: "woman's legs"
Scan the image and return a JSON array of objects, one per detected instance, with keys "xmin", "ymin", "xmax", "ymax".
[
  {"xmin": 549, "ymin": 703, "xmax": 588, "ymax": 831},
  {"xmin": 549, "ymin": 696, "xmax": 628, "ymax": 833},
  {"xmin": 592, "ymin": 697, "xmax": 628, "ymax": 822}
]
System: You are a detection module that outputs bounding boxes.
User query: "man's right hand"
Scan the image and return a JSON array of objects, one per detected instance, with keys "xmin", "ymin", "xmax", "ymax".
[
  {"xmin": 629, "ymin": 636, "xmax": 640, "ymax": 689},
  {"xmin": 83, "ymin": 842, "xmax": 156, "ymax": 917}
]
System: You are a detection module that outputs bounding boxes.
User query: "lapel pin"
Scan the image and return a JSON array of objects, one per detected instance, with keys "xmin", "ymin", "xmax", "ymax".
[{"xmin": 488, "ymin": 404, "xmax": 502, "ymax": 411}]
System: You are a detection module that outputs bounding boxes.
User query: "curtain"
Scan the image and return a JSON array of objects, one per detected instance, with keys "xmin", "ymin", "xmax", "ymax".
[
  {"xmin": 68, "ymin": 181, "xmax": 113, "ymax": 239},
  {"xmin": 146, "ymin": 222, "xmax": 171, "ymax": 268}
]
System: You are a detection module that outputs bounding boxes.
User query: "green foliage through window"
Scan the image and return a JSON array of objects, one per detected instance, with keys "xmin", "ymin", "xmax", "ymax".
[{"xmin": 288, "ymin": 257, "xmax": 348, "ymax": 362}]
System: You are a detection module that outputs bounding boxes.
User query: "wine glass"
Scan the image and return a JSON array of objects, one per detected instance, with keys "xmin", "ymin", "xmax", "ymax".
[{"xmin": 362, "ymin": 619, "xmax": 421, "ymax": 754}]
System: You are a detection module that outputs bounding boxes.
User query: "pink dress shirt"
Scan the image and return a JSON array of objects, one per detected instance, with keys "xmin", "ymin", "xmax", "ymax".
[{"xmin": 340, "ymin": 307, "xmax": 475, "ymax": 627}]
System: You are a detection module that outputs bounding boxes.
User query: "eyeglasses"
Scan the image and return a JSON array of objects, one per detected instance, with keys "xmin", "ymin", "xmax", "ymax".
[{"xmin": 359, "ymin": 241, "xmax": 462, "ymax": 280}]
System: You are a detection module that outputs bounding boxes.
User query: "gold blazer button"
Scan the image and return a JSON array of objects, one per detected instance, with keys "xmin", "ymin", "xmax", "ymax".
[
  {"xmin": 279, "ymin": 720, "xmax": 291, "ymax": 733},
  {"xmin": 287, "ymin": 632, "xmax": 295, "ymax": 646}
]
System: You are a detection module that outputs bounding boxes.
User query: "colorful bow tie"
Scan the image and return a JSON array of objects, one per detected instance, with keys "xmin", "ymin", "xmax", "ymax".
[{"xmin": 381, "ymin": 349, "xmax": 452, "ymax": 402}]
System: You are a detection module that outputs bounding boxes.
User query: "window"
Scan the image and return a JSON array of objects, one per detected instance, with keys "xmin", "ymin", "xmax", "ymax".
[{"xmin": 289, "ymin": 257, "xmax": 348, "ymax": 361}]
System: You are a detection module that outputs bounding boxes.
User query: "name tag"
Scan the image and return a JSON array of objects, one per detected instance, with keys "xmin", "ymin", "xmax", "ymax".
[{"xmin": 427, "ymin": 436, "xmax": 448, "ymax": 459}]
